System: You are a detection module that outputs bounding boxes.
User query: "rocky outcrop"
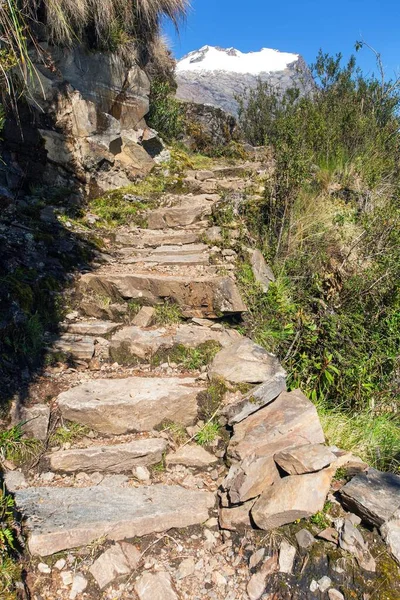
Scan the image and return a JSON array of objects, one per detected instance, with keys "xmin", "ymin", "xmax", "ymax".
[{"xmin": 5, "ymin": 46, "xmax": 163, "ymax": 195}]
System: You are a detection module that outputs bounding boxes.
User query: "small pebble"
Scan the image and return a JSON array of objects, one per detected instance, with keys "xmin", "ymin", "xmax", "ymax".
[
  {"xmin": 38, "ymin": 562, "xmax": 51, "ymax": 574},
  {"xmin": 54, "ymin": 558, "xmax": 66, "ymax": 571}
]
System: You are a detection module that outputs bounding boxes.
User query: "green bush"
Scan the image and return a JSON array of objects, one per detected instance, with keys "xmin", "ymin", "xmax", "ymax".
[
  {"xmin": 236, "ymin": 49, "xmax": 400, "ymax": 471},
  {"xmin": 147, "ymin": 79, "xmax": 184, "ymax": 142}
]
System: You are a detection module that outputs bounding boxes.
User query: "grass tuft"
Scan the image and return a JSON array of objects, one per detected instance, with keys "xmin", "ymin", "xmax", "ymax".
[{"xmin": 153, "ymin": 300, "xmax": 183, "ymax": 325}]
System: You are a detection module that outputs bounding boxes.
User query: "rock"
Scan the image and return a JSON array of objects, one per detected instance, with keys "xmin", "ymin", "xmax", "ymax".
[
  {"xmin": 132, "ymin": 466, "xmax": 151, "ymax": 482},
  {"xmin": 219, "ymin": 500, "xmax": 255, "ymax": 531},
  {"xmin": 221, "ymin": 372, "xmax": 287, "ymax": 425},
  {"xmin": 80, "ymin": 272, "xmax": 247, "ymax": 318},
  {"xmin": 116, "ymin": 229, "xmax": 201, "ymax": 248},
  {"xmin": 49, "ymin": 438, "xmax": 167, "ymax": 473},
  {"xmin": 51, "ymin": 334, "xmax": 95, "ymax": 361},
  {"xmin": 317, "ymin": 528, "xmax": 339, "ymax": 544},
  {"xmin": 176, "ymin": 557, "xmax": 196, "ymax": 580},
  {"xmin": 89, "ymin": 542, "xmax": 141, "ymax": 589},
  {"xmin": 40, "ymin": 471, "xmax": 55, "ymax": 483},
  {"xmin": 65, "ymin": 320, "xmax": 120, "ymax": 336},
  {"xmin": 109, "ymin": 323, "xmax": 239, "ymax": 363},
  {"xmin": 339, "ymin": 468, "xmax": 400, "ymax": 528},
  {"xmin": 70, "ymin": 574, "xmax": 87, "ymax": 600},
  {"xmin": 328, "ymin": 591, "xmax": 345, "ymax": 600},
  {"xmin": 61, "ymin": 571, "xmax": 73, "ymax": 586},
  {"xmin": 4, "ymin": 470, "xmax": 28, "ymax": 491},
  {"xmin": 309, "ymin": 580, "xmax": 319, "ymax": 592},
  {"xmin": 15, "ymin": 485, "xmax": 215, "ymax": 556},
  {"xmin": 38, "ymin": 563, "xmax": 51, "ymax": 574},
  {"xmin": 249, "ymin": 548, "xmax": 265, "ymax": 569},
  {"xmin": 318, "ymin": 576, "xmax": 332, "ymax": 592},
  {"xmin": 228, "ymin": 389, "xmax": 325, "ymax": 462},
  {"xmin": 381, "ymin": 510, "xmax": 400, "ymax": 564},
  {"xmin": 295, "ymin": 529, "xmax": 315, "ymax": 549},
  {"xmin": 223, "ymin": 455, "xmax": 280, "ymax": 504},
  {"xmin": 274, "ymin": 444, "xmax": 336, "ymax": 475},
  {"xmin": 246, "ymin": 555, "xmax": 278, "ymax": 600},
  {"xmin": 339, "ymin": 519, "xmax": 376, "ymax": 572},
  {"xmin": 205, "ymin": 226, "xmax": 222, "ymax": 243},
  {"xmin": 132, "ymin": 306, "xmax": 155, "ymax": 327},
  {"xmin": 209, "ymin": 338, "xmax": 284, "ymax": 384},
  {"xmin": 54, "ymin": 559, "xmax": 66, "ymax": 570},
  {"xmin": 278, "ymin": 540, "xmax": 296, "ymax": 573},
  {"xmin": 212, "ymin": 571, "xmax": 227, "ymax": 586},
  {"xmin": 57, "ymin": 377, "xmax": 204, "ymax": 434},
  {"xmin": 248, "ymin": 249, "xmax": 275, "ymax": 293},
  {"xmin": 135, "ymin": 571, "xmax": 179, "ymax": 600},
  {"xmin": 251, "ymin": 470, "xmax": 333, "ymax": 530},
  {"xmin": 166, "ymin": 445, "xmax": 218, "ymax": 468},
  {"xmin": 196, "ymin": 170, "xmax": 214, "ymax": 181},
  {"xmin": 11, "ymin": 403, "xmax": 50, "ymax": 441},
  {"xmin": 147, "ymin": 194, "xmax": 218, "ymax": 229}
]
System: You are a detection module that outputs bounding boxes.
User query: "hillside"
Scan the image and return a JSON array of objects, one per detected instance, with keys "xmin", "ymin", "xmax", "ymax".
[{"xmin": 176, "ymin": 45, "xmax": 313, "ymax": 115}]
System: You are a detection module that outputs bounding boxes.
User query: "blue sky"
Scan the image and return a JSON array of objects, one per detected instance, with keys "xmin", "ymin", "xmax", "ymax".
[{"xmin": 163, "ymin": 0, "xmax": 400, "ymax": 78}]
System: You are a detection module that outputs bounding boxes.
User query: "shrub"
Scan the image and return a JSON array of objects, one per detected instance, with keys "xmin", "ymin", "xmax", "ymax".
[{"xmin": 147, "ymin": 79, "xmax": 184, "ymax": 141}]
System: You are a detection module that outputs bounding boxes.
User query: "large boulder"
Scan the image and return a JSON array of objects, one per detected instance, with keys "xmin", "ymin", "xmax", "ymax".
[
  {"xmin": 251, "ymin": 470, "xmax": 333, "ymax": 530},
  {"xmin": 228, "ymin": 389, "xmax": 325, "ymax": 462},
  {"xmin": 223, "ymin": 455, "xmax": 280, "ymax": 504}
]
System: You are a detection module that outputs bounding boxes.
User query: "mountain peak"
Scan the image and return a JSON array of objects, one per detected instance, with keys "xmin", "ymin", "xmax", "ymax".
[{"xmin": 176, "ymin": 45, "xmax": 299, "ymax": 76}]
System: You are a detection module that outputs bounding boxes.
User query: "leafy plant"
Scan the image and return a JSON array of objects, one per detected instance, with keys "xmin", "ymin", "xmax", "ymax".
[
  {"xmin": 0, "ymin": 423, "xmax": 42, "ymax": 464},
  {"xmin": 50, "ymin": 422, "xmax": 91, "ymax": 446},
  {"xmin": 148, "ymin": 79, "xmax": 184, "ymax": 142},
  {"xmin": 153, "ymin": 300, "xmax": 183, "ymax": 325},
  {"xmin": 195, "ymin": 421, "xmax": 220, "ymax": 446}
]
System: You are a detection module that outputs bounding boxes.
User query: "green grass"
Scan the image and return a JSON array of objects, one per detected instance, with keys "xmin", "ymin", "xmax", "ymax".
[
  {"xmin": 49, "ymin": 423, "xmax": 91, "ymax": 446},
  {"xmin": 317, "ymin": 402, "xmax": 400, "ymax": 473},
  {"xmin": 0, "ymin": 424, "xmax": 43, "ymax": 465},
  {"xmin": 153, "ymin": 300, "xmax": 183, "ymax": 325},
  {"xmin": 159, "ymin": 421, "xmax": 189, "ymax": 445},
  {"xmin": 152, "ymin": 341, "xmax": 221, "ymax": 370},
  {"xmin": 197, "ymin": 378, "xmax": 228, "ymax": 421},
  {"xmin": 195, "ymin": 421, "xmax": 220, "ymax": 446}
]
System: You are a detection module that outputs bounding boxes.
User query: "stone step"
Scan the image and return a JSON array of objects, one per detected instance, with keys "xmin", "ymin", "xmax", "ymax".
[
  {"xmin": 50, "ymin": 334, "xmax": 95, "ymax": 361},
  {"xmin": 109, "ymin": 323, "xmax": 240, "ymax": 363},
  {"xmin": 57, "ymin": 376, "xmax": 204, "ymax": 434},
  {"xmin": 115, "ymin": 229, "xmax": 205, "ymax": 248},
  {"xmin": 80, "ymin": 272, "xmax": 247, "ymax": 318},
  {"xmin": 119, "ymin": 247, "xmax": 210, "ymax": 266},
  {"xmin": 14, "ymin": 484, "xmax": 215, "ymax": 556},
  {"xmin": 147, "ymin": 194, "xmax": 219, "ymax": 229},
  {"xmin": 48, "ymin": 438, "xmax": 168, "ymax": 473},
  {"xmin": 62, "ymin": 320, "xmax": 120, "ymax": 336}
]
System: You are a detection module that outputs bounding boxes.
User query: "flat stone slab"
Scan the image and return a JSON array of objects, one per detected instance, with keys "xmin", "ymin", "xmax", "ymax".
[
  {"xmin": 48, "ymin": 438, "xmax": 168, "ymax": 473},
  {"xmin": 166, "ymin": 445, "xmax": 218, "ymax": 468},
  {"xmin": 135, "ymin": 571, "xmax": 179, "ymax": 600},
  {"xmin": 57, "ymin": 377, "xmax": 203, "ymax": 434},
  {"xmin": 115, "ymin": 229, "xmax": 202, "ymax": 248},
  {"xmin": 15, "ymin": 484, "xmax": 215, "ymax": 556},
  {"xmin": 80, "ymin": 272, "xmax": 247, "ymax": 318},
  {"xmin": 109, "ymin": 323, "xmax": 240, "ymax": 363},
  {"xmin": 228, "ymin": 389, "xmax": 325, "ymax": 462},
  {"xmin": 274, "ymin": 444, "xmax": 336, "ymax": 475},
  {"xmin": 64, "ymin": 320, "xmax": 120, "ymax": 336},
  {"xmin": 147, "ymin": 194, "xmax": 218, "ymax": 229},
  {"xmin": 51, "ymin": 334, "xmax": 95, "ymax": 361},
  {"xmin": 209, "ymin": 338, "xmax": 285, "ymax": 384},
  {"xmin": 251, "ymin": 470, "xmax": 333, "ymax": 530},
  {"xmin": 90, "ymin": 542, "xmax": 141, "ymax": 589},
  {"xmin": 221, "ymin": 374, "xmax": 286, "ymax": 425},
  {"xmin": 340, "ymin": 468, "xmax": 400, "ymax": 527}
]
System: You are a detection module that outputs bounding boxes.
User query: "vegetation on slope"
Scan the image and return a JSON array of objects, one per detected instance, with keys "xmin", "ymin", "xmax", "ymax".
[{"xmin": 235, "ymin": 48, "xmax": 400, "ymax": 471}]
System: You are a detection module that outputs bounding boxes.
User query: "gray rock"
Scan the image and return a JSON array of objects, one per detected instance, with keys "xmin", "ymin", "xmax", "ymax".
[
  {"xmin": 295, "ymin": 529, "xmax": 315, "ymax": 549},
  {"xmin": 147, "ymin": 194, "xmax": 218, "ymax": 229},
  {"xmin": 51, "ymin": 334, "xmax": 95, "ymax": 361},
  {"xmin": 15, "ymin": 484, "xmax": 215, "ymax": 556},
  {"xmin": 38, "ymin": 562, "xmax": 51, "ymax": 574},
  {"xmin": 278, "ymin": 540, "xmax": 296, "ymax": 573},
  {"xmin": 80, "ymin": 272, "xmax": 247, "ymax": 319},
  {"xmin": 132, "ymin": 306, "xmax": 155, "ymax": 327},
  {"xmin": 176, "ymin": 556, "xmax": 196, "ymax": 580},
  {"xmin": 49, "ymin": 438, "xmax": 167, "ymax": 473},
  {"xmin": 205, "ymin": 226, "xmax": 222, "ymax": 243},
  {"xmin": 89, "ymin": 542, "xmax": 141, "ymax": 589},
  {"xmin": 340, "ymin": 468, "xmax": 400, "ymax": 527},
  {"xmin": 249, "ymin": 548, "xmax": 265, "ymax": 569},
  {"xmin": 228, "ymin": 389, "xmax": 325, "ymax": 462},
  {"xmin": 219, "ymin": 500, "xmax": 255, "ymax": 531},
  {"xmin": 251, "ymin": 470, "xmax": 333, "ymax": 530},
  {"xmin": 249, "ymin": 249, "xmax": 275, "ymax": 293},
  {"xmin": 65, "ymin": 320, "xmax": 120, "ymax": 336},
  {"xmin": 135, "ymin": 571, "xmax": 179, "ymax": 600},
  {"xmin": 116, "ymin": 229, "xmax": 202, "ymax": 248},
  {"xmin": 4, "ymin": 470, "xmax": 28, "ymax": 491},
  {"xmin": 57, "ymin": 377, "xmax": 203, "ymax": 434},
  {"xmin": 223, "ymin": 455, "xmax": 280, "ymax": 504},
  {"xmin": 328, "ymin": 591, "xmax": 345, "ymax": 600},
  {"xmin": 132, "ymin": 466, "xmax": 151, "ymax": 482},
  {"xmin": 11, "ymin": 403, "xmax": 50, "ymax": 441},
  {"xmin": 339, "ymin": 519, "xmax": 376, "ymax": 572},
  {"xmin": 221, "ymin": 372, "xmax": 287, "ymax": 425},
  {"xmin": 274, "ymin": 444, "xmax": 336, "ymax": 475},
  {"xmin": 209, "ymin": 338, "xmax": 285, "ymax": 384},
  {"xmin": 381, "ymin": 510, "xmax": 400, "ymax": 564},
  {"xmin": 318, "ymin": 576, "xmax": 332, "ymax": 592},
  {"xmin": 246, "ymin": 555, "xmax": 278, "ymax": 600},
  {"xmin": 70, "ymin": 574, "xmax": 87, "ymax": 600},
  {"xmin": 166, "ymin": 445, "xmax": 218, "ymax": 468}
]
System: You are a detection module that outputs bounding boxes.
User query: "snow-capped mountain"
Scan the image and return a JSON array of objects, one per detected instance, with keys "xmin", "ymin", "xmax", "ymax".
[{"xmin": 176, "ymin": 45, "xmax": 312, "ymax": 116}]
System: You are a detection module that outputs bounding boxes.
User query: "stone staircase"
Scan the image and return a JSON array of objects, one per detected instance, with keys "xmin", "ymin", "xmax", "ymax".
[{"xmin": 7, "ymin": 164, "xmax": 400, "ymax": 599}]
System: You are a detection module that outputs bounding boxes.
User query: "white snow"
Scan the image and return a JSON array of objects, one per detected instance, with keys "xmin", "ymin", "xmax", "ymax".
[{"xmin": 176, "ymin": 46, "xmax": 299, "ymax": 75}]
